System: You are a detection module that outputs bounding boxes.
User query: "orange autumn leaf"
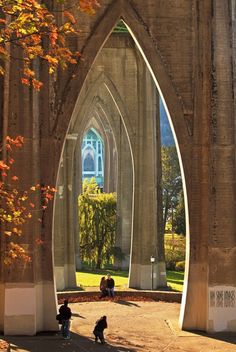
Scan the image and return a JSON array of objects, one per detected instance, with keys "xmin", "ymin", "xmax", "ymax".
[
  {"xmin": 11, "ymin": 176, "xmax": 19, "ymax": 181},
  {"xmin": 0, "ymin": 0, "xmax": 99, "ymax": 90},
  {"xmin": 21, "ymin": 78, "xmax": 30, "ymax": 86},
  {"xmin": 0, "ymin": 161, "xmax": 9, "ymax": 170},
  {"xmin": 35, "ymin": 238, "xmax": 44, "ymax": 245},
  {"xmin": 32, "ymin": 79, "xmax": 43, "ymax": 91},
  {"xmin": 64, "ymin": 11, "xmax": 76, "ymax": 24}
]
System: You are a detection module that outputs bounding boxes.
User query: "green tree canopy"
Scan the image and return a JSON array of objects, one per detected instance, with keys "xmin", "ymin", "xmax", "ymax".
[
  {"xmin": 161, "ymin": 146, "xmax": 184, "ymax": 233},
  {"xmin": 78, "ymin": 178, "xmax": 117, "ymax": 268}
]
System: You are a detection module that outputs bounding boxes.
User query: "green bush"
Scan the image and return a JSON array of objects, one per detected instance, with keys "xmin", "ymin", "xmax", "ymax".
[
  {"xmin": 165, "ymin": 249, "xmax": 184, "ymax": 270},
  {"xmin": 175, "ymin": 261, "xmax": 185, "ymax": 271},
  {"xmin": 165, "ymin": 235, "xmax": 185, "ymax": 271}
]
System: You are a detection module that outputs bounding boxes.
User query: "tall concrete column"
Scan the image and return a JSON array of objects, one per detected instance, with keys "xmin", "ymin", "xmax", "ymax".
[
  {"xmin": 179, "ymin": 0, "xmax": 210, "ymax": 331},
  {"xmin": 0, "ymin": 54, "xmax": 58, "ymax": 334},
  {"xmin": 129, "ymin": 54, "xmax": 166, "ymax": 289},
  {"xmin": 54, "ymin": 135, "xmax": 77, "ymax": 290},
  {"xmin": 207, "ymin": 1, "xmax": 236, "ymax": 332},
  {"xmin": 115, "ymin": 115, "xmax": 133, "ymax": 269}
]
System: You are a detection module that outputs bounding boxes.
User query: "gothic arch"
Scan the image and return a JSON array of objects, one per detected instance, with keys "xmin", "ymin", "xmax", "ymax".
[
  {"xmin": 55, "ymin": 1, "xmax": 191, "ymax": 325},
  {"xmin": 55, "ymin": 0, "xmax": 191, "ymax": 171},
  {"xmin": 69, "ymin": 70, "xmax": 134, "ymax": 269}
]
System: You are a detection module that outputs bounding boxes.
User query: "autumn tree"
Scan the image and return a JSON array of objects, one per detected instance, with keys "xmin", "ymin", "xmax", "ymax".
[
  {"xmin": 0, "ymin": 0, "xmax": 100, "ymax": 89},
  {"xmin": 0, "ymin": 136, "xmax": 56, "ymax": 264},
  {"xmin": 0, "ymin": 1, "xmax": 100, "ymax": 262},
  {"xmin": 78, "ymin": 178, "xmax": 117, "ymax": 269}
]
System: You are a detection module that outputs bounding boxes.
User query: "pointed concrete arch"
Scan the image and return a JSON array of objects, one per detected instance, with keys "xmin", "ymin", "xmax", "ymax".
[
  {"xmin": 68, "ymin": 69, "xmax": 134, "ymax": 271},
  {"xmin": 55, "ymin": 0, "xmax": 191, "ymax": 162},
  {"xmin": 54, "ymin": 1, "xmax": 191, "ymax": 318}
]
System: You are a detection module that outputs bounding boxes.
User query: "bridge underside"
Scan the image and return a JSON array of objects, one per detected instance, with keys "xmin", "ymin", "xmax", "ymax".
[{"xmin": 0, "ymin": 0, "xmax": 236, "ymax": 335}]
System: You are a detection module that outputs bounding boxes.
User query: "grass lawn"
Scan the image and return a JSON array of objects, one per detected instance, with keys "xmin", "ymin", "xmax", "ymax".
[
  {"xmin": 166, "ymin": 270, "xmax": 184, "ymax": 292},
  {"xmin": 76, "ymin": 269, "xmax": 184, "ymax": 292},
  {"xmin": 76, "ymin": 269, "xmax": 129, "ymax": 290}
]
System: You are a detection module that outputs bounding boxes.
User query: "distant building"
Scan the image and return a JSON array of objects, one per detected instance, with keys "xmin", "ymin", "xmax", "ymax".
[
  {"xmin": 82, "ymin": 128, "xmax": 104, "ymax": 187},
  {"xmin": 81, "ymin": 100, "xmax": 173, "ymax": 188}
]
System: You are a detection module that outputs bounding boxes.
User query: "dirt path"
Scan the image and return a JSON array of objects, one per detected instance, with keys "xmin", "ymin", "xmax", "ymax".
[{"xmin": 5, "ymin": 301, "xmax": 236, "ymax": 352}]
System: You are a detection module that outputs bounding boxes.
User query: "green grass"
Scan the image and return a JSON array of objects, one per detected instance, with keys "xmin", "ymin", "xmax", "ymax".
[
  {"xmin": 76, "ymin": 269, "xmax": 129, "ymax": 289},
  {"xmin": 76, "ymin": 269, "xmax": 184, "ymax": 292},
  {"xmin": 166, "ymin": 270, "xmax": 184, "ymax": 292}
]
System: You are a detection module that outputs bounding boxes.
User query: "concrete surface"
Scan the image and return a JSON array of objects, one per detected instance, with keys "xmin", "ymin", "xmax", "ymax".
[{"xmin": 2, "ymin": 301, "xmax": 236, "ymax": 352}]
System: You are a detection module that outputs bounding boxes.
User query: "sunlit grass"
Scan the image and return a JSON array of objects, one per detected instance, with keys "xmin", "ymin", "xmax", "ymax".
[
  {"xmin": 76, "ymin": 269, "xmax": 184, "ymax": 292},
  {"xmin": 76, "ymin": 269, "xmax": 129, "ymax": 289},
  {"xmin": 166, "ymin": 270, "xmax": 184, "ymax": 292}
]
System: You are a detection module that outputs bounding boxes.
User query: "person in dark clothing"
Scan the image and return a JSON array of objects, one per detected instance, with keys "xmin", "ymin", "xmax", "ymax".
[
  {"xmin": 106, "ymin": 273, "xmax": 115, "ymax": 297},
  {"xmin": 93, "ymin": 315, "xmax": 107, "ymax": 344},
  {"xmin": 99, "ymin": 276, "xmax": 108, "ymax": 299},
  {"xmin": 59, "ymin": 299, "xmax": 72, "ymax": 339}
]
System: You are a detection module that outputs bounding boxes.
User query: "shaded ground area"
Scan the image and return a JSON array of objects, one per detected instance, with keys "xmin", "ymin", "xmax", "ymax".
[{"xmin": 4, "ymin": 301, "xmax": 236, "ymax": 352}]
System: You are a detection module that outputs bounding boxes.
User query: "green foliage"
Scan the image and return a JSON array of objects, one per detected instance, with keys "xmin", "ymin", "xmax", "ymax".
[
  {"xmin": 78, "ymin": 178, "xmax": 117, "ymax": 269},
  {"xmin": 82, "ymin": 177, "xmax": 101, "ymax": 194},
  {"xmin": 161, "ymin": 146, "xmax": 185, "ymax": 235},
  {"xmin": 173, "ymin": 192, "xmax": 186, "ymax": 235},
  {"xmin": 165, "ymin": 234, "xmax": 185, "ymax": 271},
  {"xmin": 110, "ymin": 246, "xmax": 126, "ymax": 261}
]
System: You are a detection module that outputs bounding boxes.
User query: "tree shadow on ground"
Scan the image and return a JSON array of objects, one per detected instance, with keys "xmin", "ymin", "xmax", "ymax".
[
  {"xmin": 5, "ymin": 331, "xmax": 137, "ymax": 352},
  {"xmin": 79, "ymin": 269, "xmax": 129, "ymax": 278},
  {"xmin": 58, "ymin": 286, "xmax": 85, "ymax": 292},
  {"xmin": 167, "ymin": 278, "xmax": 183, "ymax": 286},
  {"xmin": 114, "ymin": 300, "xmax": 140, "ymax": 307}
]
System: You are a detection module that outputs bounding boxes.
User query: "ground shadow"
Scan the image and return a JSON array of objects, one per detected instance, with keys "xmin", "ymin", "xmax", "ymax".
[
  {"xmin": 192, "ymin": 331, "xmax": 236, "ymax": 345},
  {"xmin": 58, "ymin": 286, "xmax": 85, "ymax": 292},
  {"xmin": 78, "ymin": 269, "xmax": 129, "ymax": 278},
  {"xmin": 167, "ymin": 279, "xmax": 183, "ymax": 286},
  {"xmin": 5, "ymin": 331, "xmax": 137, "ymax": 352},
  {"xmin": 72, "ymin": 312, "xmax": 86, "ymax": 319},
  {"xmin": 114, "ymin": 300, "xmax": 140, "ymax": 307}
]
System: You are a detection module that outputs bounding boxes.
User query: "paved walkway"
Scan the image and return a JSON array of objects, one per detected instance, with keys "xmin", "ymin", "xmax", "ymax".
[{"xmin": 3, "ymin": 301, "xmax": 236, "ymax": 352}]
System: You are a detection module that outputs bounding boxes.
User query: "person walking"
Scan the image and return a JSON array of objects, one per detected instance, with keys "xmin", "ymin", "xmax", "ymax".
[
  {"xmin": 106, "ymin": 273, "xmax": 115, "ymax": 297},
  {"xmin": 93, "ymin": 315, "xmax": 108, "ymax": 344},
  {"xmin": 59, "ymin": 299, "xmax": 72, "ymax": 339},
  {"xmin": 99, "ymin": 276, "xmax": 108, "ymax": 299}
]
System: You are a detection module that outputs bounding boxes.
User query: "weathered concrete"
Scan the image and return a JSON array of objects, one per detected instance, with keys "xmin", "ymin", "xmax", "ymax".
[{"xmin": 0, "ymin": 0, "xmax": 236, "ymax": 335}]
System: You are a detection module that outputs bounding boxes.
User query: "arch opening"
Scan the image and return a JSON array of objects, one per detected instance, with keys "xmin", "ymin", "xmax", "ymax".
[
  {"xmin": 53, "ymin": 18, "xmax": 187, "ymax": 292},
  {"xmin": 52, "ymin": 6, "xmax": 190, "ymax": 330}
]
